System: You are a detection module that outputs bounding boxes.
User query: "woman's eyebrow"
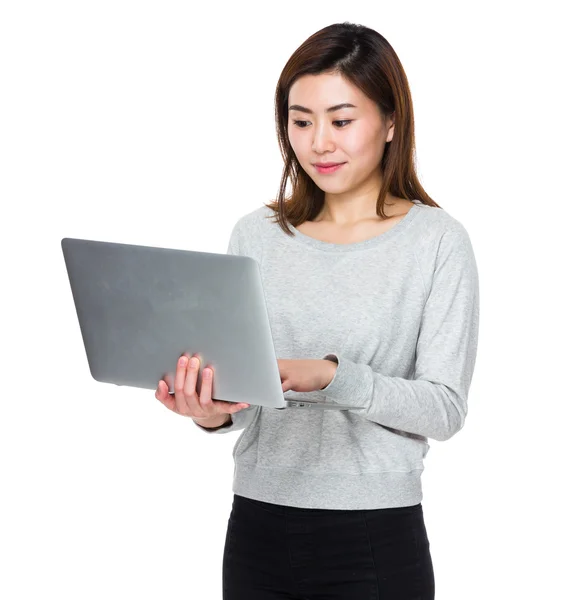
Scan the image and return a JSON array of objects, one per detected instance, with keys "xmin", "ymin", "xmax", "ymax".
[{"xmin": 288, "ymin": 103, "xmax": 357, "ymax": 114}]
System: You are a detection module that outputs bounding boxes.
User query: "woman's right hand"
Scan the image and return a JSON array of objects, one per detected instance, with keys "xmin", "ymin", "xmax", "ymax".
[{"xmin": 155, "ymin": 353, "xmax": 250, "ymax": 421}]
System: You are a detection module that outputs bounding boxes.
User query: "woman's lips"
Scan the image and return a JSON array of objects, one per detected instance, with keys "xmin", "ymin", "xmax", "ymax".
[{"xmin": 314, "ymin": 162, "xmax": 345, "ymax": 174}]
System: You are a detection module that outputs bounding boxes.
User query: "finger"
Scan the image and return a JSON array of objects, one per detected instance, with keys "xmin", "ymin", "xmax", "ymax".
[
  {"xmin": 213, "ymin": 400, "xmax": 251, "ymax": 414},
  {"xmin": 173, "ymin": 354, "xmax": 191, "ymax": 415},
  {"xmin": 155, "ymin": 380, "xmax": 176, "ymax": 412},
  {"xmin": 198, "ymin": 365, "xmax": 215, "ymax": 413},
  {"xmin": 183, "ymin": 355, "xmax": 202, "ymax": 413}
]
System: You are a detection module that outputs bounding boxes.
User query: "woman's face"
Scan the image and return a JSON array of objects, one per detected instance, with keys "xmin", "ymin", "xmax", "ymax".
[{"xmin": 287, "ymin": 72, "xmax": 394, "ymax": 196}]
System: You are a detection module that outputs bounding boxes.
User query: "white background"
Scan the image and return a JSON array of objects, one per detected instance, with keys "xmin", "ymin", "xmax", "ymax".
[{"xmin": 1, "ymin": 1, "xmax": 576, "ymax": 598}]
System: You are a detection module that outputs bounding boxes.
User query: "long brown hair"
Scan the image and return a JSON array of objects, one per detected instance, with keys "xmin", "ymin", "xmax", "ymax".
[{"xmin": 264, "ymin": 21, "xmax": 441, "ymax": 236}]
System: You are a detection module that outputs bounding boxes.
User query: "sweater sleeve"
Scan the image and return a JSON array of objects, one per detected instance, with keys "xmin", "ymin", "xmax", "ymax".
[
  {"xmin": 320, "ymin": 224, "xmax": 480, "ymax": 442},
  {"xmin": 193, "ymin": 216, "xmax": 260, "ymax": 434},
  {"xmin": 192, "ymin": 404, "xmax": 259, "ymax": 434}
]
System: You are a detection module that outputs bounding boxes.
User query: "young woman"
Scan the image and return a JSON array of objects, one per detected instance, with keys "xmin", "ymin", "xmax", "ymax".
[{"xmin": 156, "ymin": 21, "xmax": 479, "ymax": 600}]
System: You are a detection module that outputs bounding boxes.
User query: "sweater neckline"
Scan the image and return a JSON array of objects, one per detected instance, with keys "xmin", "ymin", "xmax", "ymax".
[{"xmin": 286, "ymin": 201, "xmax": 422, "ymax": 252}]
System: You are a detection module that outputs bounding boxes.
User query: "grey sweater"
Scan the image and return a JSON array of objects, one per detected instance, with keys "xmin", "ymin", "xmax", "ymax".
[{"xmin": 193, "ymin": 200, "xmax": 480, "ymax": 510}]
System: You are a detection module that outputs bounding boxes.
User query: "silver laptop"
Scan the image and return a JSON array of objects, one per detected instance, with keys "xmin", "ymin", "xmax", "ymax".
[{"xmin": 61, "ymin": 237, "xmax": 363, "ymax": 411}]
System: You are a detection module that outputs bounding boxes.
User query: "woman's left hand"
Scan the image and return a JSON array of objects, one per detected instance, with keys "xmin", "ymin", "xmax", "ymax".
[{"xmin": 277, "ymin": 359, "xmax": 337, "ymax": 393}]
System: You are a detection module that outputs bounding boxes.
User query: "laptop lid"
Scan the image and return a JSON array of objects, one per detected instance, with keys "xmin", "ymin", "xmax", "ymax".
[{"xmin": 61, "ymin": 237, "xmax": 361, "ymax": 411}]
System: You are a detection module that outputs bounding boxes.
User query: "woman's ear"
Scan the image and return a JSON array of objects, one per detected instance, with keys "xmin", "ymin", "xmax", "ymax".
[
  {"xmin": 386, "ymin": 123, "xmax": 395, "ymax": 143},
  {"xmin": 383, "ymin": 110, "xmax": 395, "ymax": 143}
]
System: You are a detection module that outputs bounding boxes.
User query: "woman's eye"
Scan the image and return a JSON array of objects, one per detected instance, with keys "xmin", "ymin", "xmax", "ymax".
[{"xmin": 292, "ymin": 120, "xmax": 352, "ymax": 128}]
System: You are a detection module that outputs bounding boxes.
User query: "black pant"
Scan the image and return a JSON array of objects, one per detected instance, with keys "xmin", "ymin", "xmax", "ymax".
[{"xmin": 222, "ymin": 494, "xmax": 435, "ymax": 599}]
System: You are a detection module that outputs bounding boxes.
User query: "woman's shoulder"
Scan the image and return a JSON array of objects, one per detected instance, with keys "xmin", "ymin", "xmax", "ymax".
[
  {"xmin": 413, "ymin": 201, "xmax": 472, "ymax": 239},
  {"xmin": 229, "ymin": 204, "xmax": 270, "ymax": 234},
  {"xmin": 231, "ymin": 204, "xmax": 280, "ymax": 241}
]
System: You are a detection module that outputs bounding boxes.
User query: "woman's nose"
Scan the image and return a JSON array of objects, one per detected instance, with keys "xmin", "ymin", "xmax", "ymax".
[{"xmin": 311, "ymin": 125, "xmax": 335, "ymax": 153}]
